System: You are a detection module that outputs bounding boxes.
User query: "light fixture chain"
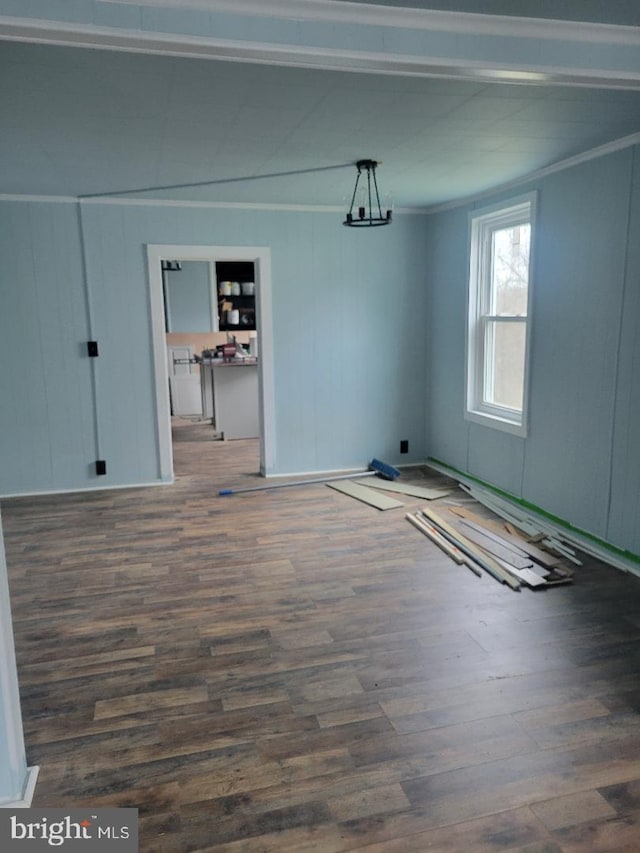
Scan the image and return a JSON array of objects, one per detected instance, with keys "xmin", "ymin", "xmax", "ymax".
[
  {"xmin": 347, "ymin": 166, "xmax": 362, "ymax": 219},
  {"xmin": 371, "ymin": 165, "xmax": 384, "ymax": 220}
]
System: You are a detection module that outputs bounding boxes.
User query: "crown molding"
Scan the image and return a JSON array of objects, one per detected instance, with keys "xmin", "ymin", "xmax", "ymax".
[
  {"xmin": 1, "ymin": 1, "xmax": 640, "ymax": 90},
  {"xmin": 0, "ymin": 193, "xmax": 79, "ymax": 204},
  {"xmin": 98, "ymin": 0, "xmax": 640, "ymax": 46},
  {"xmin": 0, "ymin": 192, "xmax": 427, "ymax": 214},
  {"xmin": 2, "ymin": 16, "xmax": 640, "ymax": 90}
]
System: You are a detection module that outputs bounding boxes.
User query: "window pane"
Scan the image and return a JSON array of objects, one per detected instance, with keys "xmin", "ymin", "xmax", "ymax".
[
  {"xmin": 467, "ymin": 194, "xmax": 535, "ymax": 434},
  {"xmin": 490, "ymin": 224, "xmax": 530, "ymax": 316},
  {"xmin": 484, "ymin": 320, "xmax": 526, "ymax": 410}
]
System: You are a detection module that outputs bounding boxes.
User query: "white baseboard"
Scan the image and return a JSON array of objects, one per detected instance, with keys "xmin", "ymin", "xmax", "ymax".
[
  {"xmin": 263, "ymin": 461, "xmax": 423, "ymax": 480},
  {"xmin": 0, "ymin": 478, "xmax": 173, "ymax": 500},
  {"xmin": 0, "ymin": 766, "xmax": 40, "ymax": 809}
]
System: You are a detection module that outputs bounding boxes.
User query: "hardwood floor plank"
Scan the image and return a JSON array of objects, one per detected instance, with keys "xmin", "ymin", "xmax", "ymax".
[
  {"xmin": 518, "ymin": 709, "xmax": 640, "ymax": 751},
  {"xmin": 345, "ymin": 806, "xmax": 558, "ymax": 852},
  {"xmin": 399, "ymin": 738, "xmax": 640, "ymax": 837},
  {"xmin": 531, "ymin": 790, "xmax": 617, "ymax": 830},
  {"xmin": 350, "ymin": 714, "xmax": 538, "ymax": 771},
  {"xmin": 599, "ymin": 778, "xmax": 640, "ymax": 814},
  {"xmin": 513, "ymin": 698, "xmax": 612, "ymax": 728},
  {"xmin": 327, "ymin": 781, "xmax": 410, "ymax": 822},
  {"xmin": 174, "ymin": 799, "xmax": 334, "ymax": 849},
  {"xmin": 550, "ymin": 814, "xmax": 640, "ymax": 853},
  {"xmin": 196, "ymin": 822, "xmax": 347, "ymax": 853}
]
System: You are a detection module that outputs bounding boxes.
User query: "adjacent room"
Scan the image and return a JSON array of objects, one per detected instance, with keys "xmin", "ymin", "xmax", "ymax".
[{"xmin": 3, "ymin": 1, "xmax": 640, "ymax": 850}]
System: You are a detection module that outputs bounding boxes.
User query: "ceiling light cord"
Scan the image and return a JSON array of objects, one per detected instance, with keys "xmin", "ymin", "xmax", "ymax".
[{"xmin": 78, "ymin": 162, "xmax": 353, "ymax": 200}]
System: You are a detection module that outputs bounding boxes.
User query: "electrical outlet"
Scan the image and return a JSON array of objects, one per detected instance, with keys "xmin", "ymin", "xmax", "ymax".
[{"xmin": 400, "ymin": 440, "xmax": 409, "ymax": 454}]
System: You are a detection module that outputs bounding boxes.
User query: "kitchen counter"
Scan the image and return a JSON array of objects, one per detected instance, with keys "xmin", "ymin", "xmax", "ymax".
[
  {"xmin": 201, "ymin": 359, "xmax": 259, "ymax": 439},
  {"xmin": 201, "ymin": 357, "xmax": 258, "ymax": 367}
]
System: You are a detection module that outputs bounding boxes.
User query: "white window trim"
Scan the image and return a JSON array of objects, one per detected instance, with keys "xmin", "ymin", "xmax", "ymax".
[{"xmin": 465, "ymin": 191, "xmax": 537, "ymax": 438}]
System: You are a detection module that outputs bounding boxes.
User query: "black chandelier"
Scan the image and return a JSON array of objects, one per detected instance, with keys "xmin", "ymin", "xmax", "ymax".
[{"xmin": 343, "ymin": 159, "xmax": 392, "ymax": 227}]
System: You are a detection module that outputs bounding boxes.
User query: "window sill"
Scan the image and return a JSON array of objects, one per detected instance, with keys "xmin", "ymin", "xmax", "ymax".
[{"xmin": 465, "ymin": 408, "xmax": 527, "ymax": 438}]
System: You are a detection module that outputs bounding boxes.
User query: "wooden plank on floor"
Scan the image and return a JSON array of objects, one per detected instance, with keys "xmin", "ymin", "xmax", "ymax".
[
  {"xmin": 456, "ymin": 516, "xmax": 530, "ymax": 558},
  {"xmin": 354, "ymin": 479, "xmax": 450, "ymax": 500},
  {"xmin": 455, "ymin": 521, "xmax": 535, "ymax": 570},
  {"xmin": 449, "ymin": 504, "xmax": 564, "ymax": 568},
  {"xmin": 406, "ymin": 513, "xmax": 484, "ymax": 578},
  {"xmin": 406, "ymin": 513, "xmax": 464, "ymax": 563},
  {"xmin": 488, "ymin": 560, "xmax": 549, "ymax": 588},
  {"xmin": 420, "ymin": 506, "xmax": 520, "ymax": 590},
  {"xmin": 327, "ymin": 480, "xmax": 404, "ymax": 510}
]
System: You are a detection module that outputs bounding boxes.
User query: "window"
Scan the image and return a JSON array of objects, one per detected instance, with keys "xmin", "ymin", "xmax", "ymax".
[{"xmin": 466, "ymin": 193, "xmax": 536, "ymax": 436}]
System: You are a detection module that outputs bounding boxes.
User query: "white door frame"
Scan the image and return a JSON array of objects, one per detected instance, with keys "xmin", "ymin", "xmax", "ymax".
[{"xmin": 147, "ymin": 244, "xmax": 275, "ymax": 481}]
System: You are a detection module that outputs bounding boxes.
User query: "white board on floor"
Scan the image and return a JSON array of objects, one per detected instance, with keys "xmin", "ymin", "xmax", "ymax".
[
  {"xmin": 353, "ymin": 479, "xmax": 450, "ymax": 500},
  {"xmin": 327, "ymin": 480, "xmax": 404, "ymax": 510}
]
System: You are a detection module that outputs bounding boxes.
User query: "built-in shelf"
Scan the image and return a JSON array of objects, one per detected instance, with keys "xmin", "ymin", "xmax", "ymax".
[{"xmin": 217, "ymin": 261, "xmax": 256, "ymax": 331}]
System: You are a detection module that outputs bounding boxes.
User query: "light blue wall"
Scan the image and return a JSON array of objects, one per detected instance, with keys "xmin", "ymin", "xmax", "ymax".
[
  {"xmin": 424, "ymin": 207, "xmax": 471, "ymax": 476},
  {"xmin": 165, "ymin": 261, "xmax": 213, "ymax": 333},
  {"xmin": 522, "ymin": 152, "xmax": 631, "ymax": 538},
  {"xmin": 609, "ymin": 149, "xmax": 640, "ymax": 550},
  {"xmin": 426, "ymin": 145, "xmax": 640, "ymax": 555},
  {"xmin": 0, "ymin": 202, "xmax": 96, "ymax": 493},
  {"xmin": 0, "ymin": 200, "xmax": 428, "ymax": 494}
]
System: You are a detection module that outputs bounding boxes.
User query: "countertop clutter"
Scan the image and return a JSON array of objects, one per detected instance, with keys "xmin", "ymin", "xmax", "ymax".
[{"xmin": 199, "ymin": 333, "xmax": 258, "ymax": 364}]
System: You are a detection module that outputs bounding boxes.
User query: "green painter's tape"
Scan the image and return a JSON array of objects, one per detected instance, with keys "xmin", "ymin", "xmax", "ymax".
[{"xmin": 428, "ymin": 457, "xmax": 640, "ymax": 567}]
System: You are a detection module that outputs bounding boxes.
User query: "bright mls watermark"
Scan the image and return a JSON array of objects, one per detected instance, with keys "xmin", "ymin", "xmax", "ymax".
[{"xmin": 0, "ymin": 809, "xmax": 137, "ymax": 851}]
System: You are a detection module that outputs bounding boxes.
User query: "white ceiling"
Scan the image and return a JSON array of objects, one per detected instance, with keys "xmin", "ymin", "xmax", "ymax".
[{"xmin": 2, "ymin": 2, "xmax": 640, "ymax": 209}]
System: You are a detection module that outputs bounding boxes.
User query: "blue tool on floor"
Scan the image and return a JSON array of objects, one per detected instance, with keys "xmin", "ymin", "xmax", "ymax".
[
  {"xmin": 218, "ymin": 458, "xmax": 400, "ymax": 496},
  {"xmin": 368, "ymin": 458, "xmax": 401, "ymax": 482}
]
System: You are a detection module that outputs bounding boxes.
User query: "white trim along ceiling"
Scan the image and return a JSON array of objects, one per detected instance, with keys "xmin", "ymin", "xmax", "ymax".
[{"xmin": 0, "ymin": 0, "xmax": 639, "ymax": 88}]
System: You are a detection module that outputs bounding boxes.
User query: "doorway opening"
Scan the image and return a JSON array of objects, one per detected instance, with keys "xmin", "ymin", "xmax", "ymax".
[{"xmin": 147, "ymin": 244, "xmax": 275, "ymax": 483}]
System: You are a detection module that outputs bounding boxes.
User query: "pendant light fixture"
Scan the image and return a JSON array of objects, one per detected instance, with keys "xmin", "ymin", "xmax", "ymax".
[{"xmin": 343, "ymin": 159, "xmax": 392, "ymax": 227}]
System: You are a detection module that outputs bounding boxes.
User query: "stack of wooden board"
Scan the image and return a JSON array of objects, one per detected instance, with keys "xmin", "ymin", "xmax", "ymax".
[
  {"xmin": 406, "ymin": 503, "xmax": 573, "ymax": 590},
  {"xmin": 326, "ymin": 470, "xmax": 575, "ymax": 590}
]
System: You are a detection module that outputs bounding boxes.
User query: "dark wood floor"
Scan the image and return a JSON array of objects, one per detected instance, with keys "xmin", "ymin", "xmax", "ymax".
[{"xmin": 4, "ymin": 420, "xmax": 640, "ymax": 851}]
